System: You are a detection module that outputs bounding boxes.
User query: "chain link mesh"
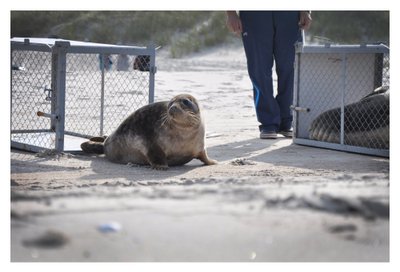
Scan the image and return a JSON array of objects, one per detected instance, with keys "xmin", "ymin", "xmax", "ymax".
[
  {"xmin": 11, "ymin": 45, "xmax": 153, "ymax": 152},
  {"xmin": 295, "ymin": 46, "xmax": 389, "ymax": 153},
  {"xmin": 11, "ymin": 50, "xmax": 54, "ymax": 149},
  {"xmin": 64, "ymin": 53, "xmax": 150, "ymax": 137}
]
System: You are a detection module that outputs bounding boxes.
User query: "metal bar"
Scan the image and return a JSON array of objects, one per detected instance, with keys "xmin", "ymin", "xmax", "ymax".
[
  {"xmin": 52, "ymin": 41, "xmax": 69, "ymax": 152},
  {"xmin": 67, "ymin": 46, "xmax": 152, "ymax": 55},
  {"xmin": 100, "ymin": 54, "xmax": 105, "ymax": 136},
  {"xmin": 10, "ymin": 41, "xmax": 13, "ymax": 138},
  {"xmin": 50, "ymin": 47, "xmax": 57, "ymax": 131},
  {"xmin": 64, "ymin": 130, "xmax": 94, "ymax": 139},
  {"xmin": 292, "ymin": 51, "xmax": 301, "ymax": 138},
  {"xmin": 290, "ymin": 106, "xmax": 310, "ymax": 112},
  {"xmin": 11, "ymin": 38, "xmax": 151, "ymax": 55},
  {"xmin": 37, "ymin": 111, "xmax": 58, "ymax": 120},
  {"xmin": 11, "ymin": 129, "xmax": 53, "ymax": 134},
  {"xmin": 374, "ymin": 53, "xmax": 384, "ymax": 89},
  {"xmin": 11, "ymin": 43, "xmax": 53, "ymax": 53},
  {"xmin": 340, "ymin": 53, "xmax": 347, "ymax": 145},
  {"xmin": 11, "ymin": 141, "xmax": 51, "ymax": 153},
  {"xmin": 293, "ymin": 138, "xmax": 389, "ymax": 158},
  {"xmin": 11, "ymin": 42, "xmax": 153, "ymax": 56},
  {"xmin": 300, "ymin": 44, "xmax": 389, "ymax": 54},
  {"xmin": 148, "ymin": 45, "xmax": 156, "ymax": 103}
]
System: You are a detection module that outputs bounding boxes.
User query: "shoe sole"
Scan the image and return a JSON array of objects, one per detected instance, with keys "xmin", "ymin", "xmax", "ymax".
[
  {"xmin": 279, "ymin": 131, "xmax": 293, "ymax": 138},
  {"xmin": 260, "ymin": 134, "xmax": 278, "ymax": 139}
]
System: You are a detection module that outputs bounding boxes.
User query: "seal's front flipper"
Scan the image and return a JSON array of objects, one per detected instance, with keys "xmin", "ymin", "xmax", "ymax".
[{"xmin": 146, "ymin": 144, "xmax": 169, "ymax": 170}]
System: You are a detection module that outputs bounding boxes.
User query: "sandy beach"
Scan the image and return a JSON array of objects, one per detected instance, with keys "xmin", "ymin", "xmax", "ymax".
[{"xmin": 10, "ymin": 44, "xmax": 389, "ymax": 262}]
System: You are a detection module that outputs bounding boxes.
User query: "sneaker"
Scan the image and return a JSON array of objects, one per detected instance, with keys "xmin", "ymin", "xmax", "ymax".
[
  {"xmin": 260, "ymin": 130, "xmax": 278, "ymax": 139},
  {"xmin": 279, "ymin": 129, "xmax": 293, "ymax": 138}
]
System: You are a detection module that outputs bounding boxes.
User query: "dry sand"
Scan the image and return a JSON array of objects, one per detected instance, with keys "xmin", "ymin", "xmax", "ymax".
[{"xmin": 10, "ymin": 44, "xmax": 389, "ymax": 262}]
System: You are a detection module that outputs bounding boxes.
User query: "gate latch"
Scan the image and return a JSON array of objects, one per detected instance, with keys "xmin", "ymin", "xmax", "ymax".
[{"xmin": 290, "ymin": 105, "xmax": 310, "ymax": 112}]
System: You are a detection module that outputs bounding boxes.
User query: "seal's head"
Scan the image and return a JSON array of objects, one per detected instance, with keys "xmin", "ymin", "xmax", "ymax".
[{"xmin": 165, "ymin": 94, "xmax": 201, "ymax": 128}]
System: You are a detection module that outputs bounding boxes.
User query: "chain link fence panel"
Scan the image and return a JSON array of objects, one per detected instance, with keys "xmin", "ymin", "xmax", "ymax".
[
  {"xmin": 293, "ymin": 44, "xmax": 389, "ymax": 157},
  {"xmin": 11, "ymin": 38, "xmax": 156, "ymax": 152}
]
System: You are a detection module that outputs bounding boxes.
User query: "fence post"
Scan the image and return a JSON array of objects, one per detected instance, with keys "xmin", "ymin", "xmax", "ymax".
[
  {"xmin": 340, "ymin": 53, "xmax": 347, "ymax": 146},
  {"xmin": 52, "ymin": 41, "xmax": 69, "ymax": 152},
  {"xmin": 99, "ymin": 54, "xmax": 106, "ymax": 136},
  {"xmin": 148, "ymin": 45, "xmax": 156, "ymax": 103}
]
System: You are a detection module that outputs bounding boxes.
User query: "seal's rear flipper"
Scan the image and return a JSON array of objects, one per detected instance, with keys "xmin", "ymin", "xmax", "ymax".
[
  {"xmin": 81, "ymin": 141, "xmax": 105, "ymax": 154},
  {"xmin": 89, "ymin": 136, "xmax": 107, "ymax": 142},
  {"xmin": 197, "ymin": 149, "xmax": 217, "ymax": 165}
]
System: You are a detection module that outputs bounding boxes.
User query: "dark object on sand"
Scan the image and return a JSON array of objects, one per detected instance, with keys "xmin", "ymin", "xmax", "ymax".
[
  {"xmin": 22, "ymin": 230, "xmax": 69, "ymax": 248},
  {"xmin": 133, "ymin": 55, "xmax": 150, "ymax": 71}
]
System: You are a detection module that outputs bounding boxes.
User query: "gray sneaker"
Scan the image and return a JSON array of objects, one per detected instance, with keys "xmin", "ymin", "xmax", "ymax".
[
  {"xmin": 260, "ymin": 130, "xmax": 278, "ymax": 139},
  {"xmin": 279, "ymin": 129, "xmax": 293, "ymax": 138}
]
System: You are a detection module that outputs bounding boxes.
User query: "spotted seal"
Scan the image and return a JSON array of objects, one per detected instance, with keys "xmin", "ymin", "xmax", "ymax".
[
  {"xmin": 81, "ymin": 94, "xmax": 217, "ymax": 169},
  {"xmin": 309, "ymin": 86, "xmax": 389, "ymax": 149}
]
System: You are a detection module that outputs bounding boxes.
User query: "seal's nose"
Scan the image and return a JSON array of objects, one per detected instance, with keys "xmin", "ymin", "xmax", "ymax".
[{"xmin": 168, "ymin": 105, "xmax": 181, "ymax": 115}]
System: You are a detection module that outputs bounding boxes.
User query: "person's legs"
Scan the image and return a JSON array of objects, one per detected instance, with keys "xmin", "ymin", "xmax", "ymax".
[
  {"xmin": 273, "ymin": 11, "xmax": 302, "ymax": 131},
  {"xmin": 240, "ymin": 11, "xmax": 280, "ymax": 133}
]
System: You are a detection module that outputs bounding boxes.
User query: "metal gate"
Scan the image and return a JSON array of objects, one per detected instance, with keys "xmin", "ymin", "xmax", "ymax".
[
  {"xmin": 11, "ymin": 37, "xmax": 156, "ymax": 152},
  {"xmin": 292, "ymin": 43, "xmax": 389, "ymax": 157}
]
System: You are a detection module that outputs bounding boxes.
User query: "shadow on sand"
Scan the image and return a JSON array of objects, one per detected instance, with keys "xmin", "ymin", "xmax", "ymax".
[{"xmin": 11, "ymin": 136, "xmax": 388, "ymax": 184}]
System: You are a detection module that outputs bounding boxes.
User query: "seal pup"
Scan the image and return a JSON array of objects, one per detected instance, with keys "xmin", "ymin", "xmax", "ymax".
[
  {"xmin": 309, "ymin": 86, "xmax": 389, "ymax": 149},
  {"xmin": 81, "ymin": 94, "xmax": 217, "ymax": 170}
]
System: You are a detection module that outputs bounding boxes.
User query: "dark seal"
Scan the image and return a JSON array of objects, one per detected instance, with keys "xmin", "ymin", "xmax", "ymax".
[
  {"xmin": 309, "ymin": 86, "xmax": 389, "ymax": 149},
  {"xmin": 81, "ymin": 94, "xmax": 217, "ymax": 169}
]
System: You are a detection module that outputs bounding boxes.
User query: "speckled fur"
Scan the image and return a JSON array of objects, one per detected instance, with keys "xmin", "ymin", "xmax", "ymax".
[
  {"xmin": 309, "ymin": 86, "xmax": 389, "ymax": 149},
  {"xmin": 81, "ymin": 94, "xmax": 217, "ymax": 169}
]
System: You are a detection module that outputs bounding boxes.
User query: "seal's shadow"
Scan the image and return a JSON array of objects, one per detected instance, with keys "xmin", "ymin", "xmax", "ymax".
[
  {"xmin": 79, "ymin": 153, "xmax": 204, "ymax": 182},
  {"xmin": 79, "ymin": 136, "xmax": 388, "ymax": 183}
]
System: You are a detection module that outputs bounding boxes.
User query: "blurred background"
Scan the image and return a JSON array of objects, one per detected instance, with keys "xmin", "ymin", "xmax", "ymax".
[{"xmin": 10, "ymin": 11, "xmax": 389, "ymax": 58}]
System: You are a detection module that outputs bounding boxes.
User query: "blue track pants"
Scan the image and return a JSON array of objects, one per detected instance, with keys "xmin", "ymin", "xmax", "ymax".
[{"xmin": 240, "ymin": 11, "xmax": 302, "ymax": 132}]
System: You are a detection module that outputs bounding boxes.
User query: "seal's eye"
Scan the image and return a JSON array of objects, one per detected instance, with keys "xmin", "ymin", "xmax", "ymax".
[
  {"xmin": 181, "ymin": 99, "xmax": 192, "ymax": 108},
  {"xmin": 179, "ymin": 97, "xmax": 199, "ymax": 113}
]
